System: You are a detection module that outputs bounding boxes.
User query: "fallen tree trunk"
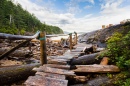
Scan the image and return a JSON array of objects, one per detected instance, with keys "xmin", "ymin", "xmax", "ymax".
[
  {"xmin": 0, "ymin": 31, "xmax": 40, "ymax": 40},
  {"xmin": 70, "ymin": 53, "xmax": 100, "ymax": 65},
  {"xmin": 0, "ymin": 40, "xmax": 30, "ymax": 60},
  {"xmin": 73, "ymin": 65, "xmax": 120, "ymax": 73},
  {"xmin": 0, "ymin": 48, "xmax": 32, "ymax": 57},
  {"xmin": 0, "ymin": 63, "xmax": 41, "ymax": 85}
]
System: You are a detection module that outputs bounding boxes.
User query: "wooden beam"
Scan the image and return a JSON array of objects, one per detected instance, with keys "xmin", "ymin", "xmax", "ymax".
[
  {"xmin": 74, "ymin": 32, "xmax": 77, "ymax": 45},
  {"xmin": 42, "ymin": 64, "xmax": 70, "ymax": 70},
  {"xmin": 33, "ymin": 67, "xmax": 75, "ymax": 76},
  {"xmin": 69, "ymin": 33, "xmax": 72, "ymax": 50},
  {"xmin": 40, "ymin": 32, "xmax": 47, "ymax": 65},
  {"xmin": 73, "ymin": 65, "xmax": 120, "ymax": 73}
]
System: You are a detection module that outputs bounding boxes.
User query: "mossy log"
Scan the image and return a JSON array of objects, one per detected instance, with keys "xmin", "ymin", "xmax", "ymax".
[
  {"xmin": 70, "ymin": 53, "xmax": 100, "ymax": 65},
  {"xmin": 0, "ymin": 63, "xmax": 41, "ymax": 85}
]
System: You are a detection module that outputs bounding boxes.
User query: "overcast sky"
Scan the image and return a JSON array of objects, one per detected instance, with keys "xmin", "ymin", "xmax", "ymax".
[{"xmin": 13, "ymin": 0, "xmax": 130, "ymax": 33}]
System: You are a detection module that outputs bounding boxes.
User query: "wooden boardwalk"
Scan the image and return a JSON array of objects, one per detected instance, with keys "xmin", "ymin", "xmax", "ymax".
[{"xmin": 25, "ymin": 43, "xmax": 88, "ymax": 86}]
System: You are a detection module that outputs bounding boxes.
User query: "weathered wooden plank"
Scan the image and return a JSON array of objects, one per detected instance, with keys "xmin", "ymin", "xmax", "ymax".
[
  {"xmin": 73, "ymin": 65, "xmax": 120, "ymax": 73},
  {"xmin": 33, "ymin": 67, "xmax": 75, "ymax": 76},
  {"xmin": 48, "ymin": 56, "xmax": 71, "ymax": 60},
  {"xmin": 25, "ymin": 75, "xmax": 68, "ymax": 86},
  {"xmin": 47, "ymin": 59, "xmax": 67, "ymax": 65},
  {"xmin": 36, "ymin": 72, "xmax": 66, "ymax": 79},
  {"xmin": 42, "ymin": 64, "xmax": 70, "ymax": 70}
]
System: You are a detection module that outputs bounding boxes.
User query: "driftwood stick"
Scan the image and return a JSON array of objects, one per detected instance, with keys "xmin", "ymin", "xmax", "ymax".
[
  {"xmin": 0, "ymin": 40, "xmax": 30, "ymax": 60},
  {"xmin": 0, "ymin": 31, "xmax": 40, "ymax": 40}
]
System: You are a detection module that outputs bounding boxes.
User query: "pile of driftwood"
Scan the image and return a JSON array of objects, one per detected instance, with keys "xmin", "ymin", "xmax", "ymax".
[{"xmin": 25, "ymin": 44, "xmax": 120, "ymax": 86}]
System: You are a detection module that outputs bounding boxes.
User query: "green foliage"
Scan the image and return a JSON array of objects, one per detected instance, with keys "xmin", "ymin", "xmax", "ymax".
[
  {"xmin": 101, "ymin": 30, "xmax": 130, "ymax": 85},
  {"xmin": 103, "ymin": 31, "xmax": 130, "ymax": 69},
  {"xmin": 0, "ymin": 0, "xmax": 63, "ymax": 34},
  {"xmin": 111, "ymin": 71, "xmax": 130, "ymax": 86}
]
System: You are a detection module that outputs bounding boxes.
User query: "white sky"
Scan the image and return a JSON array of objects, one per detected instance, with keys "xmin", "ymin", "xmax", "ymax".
[{"xmin": 13, "ymin": 0, "xmax": 130, "ymax": 33}]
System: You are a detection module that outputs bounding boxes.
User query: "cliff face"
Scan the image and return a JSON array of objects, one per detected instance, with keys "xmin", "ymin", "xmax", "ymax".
[{"xmin": 78, "ymin": 22, "xmax": 130, "ymax": 48}]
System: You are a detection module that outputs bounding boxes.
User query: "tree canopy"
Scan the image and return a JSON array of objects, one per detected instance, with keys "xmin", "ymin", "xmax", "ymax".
[{"xmin": 0, "ymin": 0, "xmax": 63, "ymax": 35}]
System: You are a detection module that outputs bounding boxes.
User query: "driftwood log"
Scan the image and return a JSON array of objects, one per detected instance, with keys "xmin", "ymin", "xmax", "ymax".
[
  {"xmin": 73, "ymin": 65, "xmax": 120, "ymax": 73},
  {"xmin": 70, "ymin": 53, "xmax": 100, "ymax": 65},
  {"xmin": 0, "ymin": 31, "xmax": 40, "ymax": 40},
  {"xmin": 0, "ymin": 63, "xmax": 41, "ymax": 85}
]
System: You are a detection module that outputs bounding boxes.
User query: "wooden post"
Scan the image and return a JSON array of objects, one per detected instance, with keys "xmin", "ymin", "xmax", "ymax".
[
  {"xmin": 74, "ymin": 32, "xmax": 77, "ymax": 45},
  {"xmin": 69, "ymin": 33, "xmax": 72, "ymax": 50},
  {"xmin": 40, "ymin": 32, "xmax": 47, "ymax": 65}
]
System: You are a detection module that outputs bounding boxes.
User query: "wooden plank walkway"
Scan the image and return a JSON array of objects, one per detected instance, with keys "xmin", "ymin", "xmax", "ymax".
[{"xmin": 25, "ymin": 43, "xmax": 88, "ymax": 86}]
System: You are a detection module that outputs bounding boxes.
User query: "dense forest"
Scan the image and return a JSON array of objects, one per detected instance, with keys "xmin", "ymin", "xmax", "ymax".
[{"xmin": 0, "ymin": 0, "xmax": 63, "ymax": 35}]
